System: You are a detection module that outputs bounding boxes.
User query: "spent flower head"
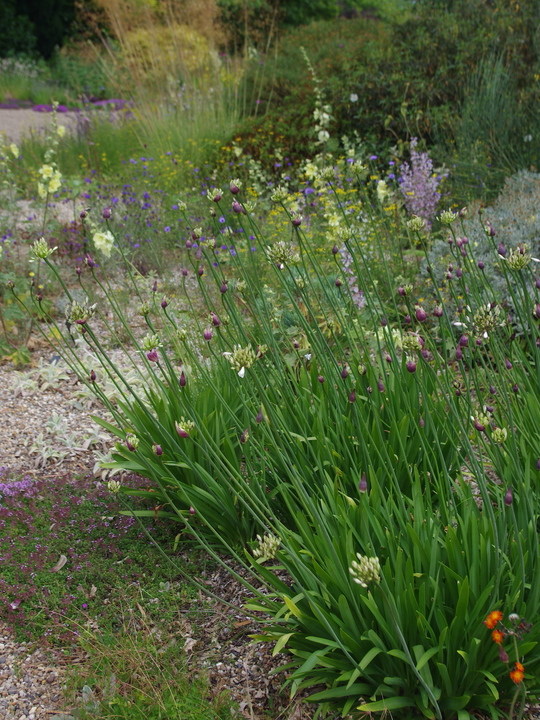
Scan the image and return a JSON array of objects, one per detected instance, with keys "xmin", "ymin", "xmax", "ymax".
[
  {"xmin": 223, "ymin": 344, "xmax": 258, "ymax": 376},
  {"xmin": 266, "ymin": 241, "xmax": 300, "ymax": 266},
  {"xmin": 67, "ymin": 299, "xmax": 97, "ymax": 326},
  {"xmin": 252, "ymin": 533, "xmax": 281, "ymax": 562},
  {"xmin": 141, "ymin": 334, "xmax": 162, "ymax": 352},
  {"xmin": 31, "ymin": 237, "xmax": 56, "ymax": 260},
  {"xmin": 175, "ymin": 417, "xmax": 195, "ymax": 437},
  {"xmin": 505, "ymin": 245, "xmax": 532, "ymax": 271}
]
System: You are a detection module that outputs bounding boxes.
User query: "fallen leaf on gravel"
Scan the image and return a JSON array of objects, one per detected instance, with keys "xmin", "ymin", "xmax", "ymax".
[{"xmin": 50, "ymin": 554, "xmax": 68, "ymax": 572}]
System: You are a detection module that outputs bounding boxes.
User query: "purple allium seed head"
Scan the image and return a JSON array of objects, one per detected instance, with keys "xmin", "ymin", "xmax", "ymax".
[
  {"xmin": 220, "ymin": 282, "xmax": 228, "ymax": 294},
  {"xmin": 318, "ymin": 375, "xmax": 325, "ymax": 383},
  {"xmin": 179, "ymin": 371, "xmax": 186, "ymax": 387},
  {"xmin": 505, "ymin": 359, "xmax": 513, "ymax": 370},
  {"xmin": 348, "ymin": 389, "xmax": 356, "ymax": 403},
  {"xmin": 455, "ymin": 348, "xmax": 463, "ymax": 361},
  {"xmin": 230, "ymin": 181, "xmax": 240, "ymax": 195},
  {"xmin": 504, "ymin": 487, "xmax": 513, "ymax": 506},
  {"xmin": 89, "ymin": 370, "xmax": 96, "ymax": 382},
  {"xmin": 332, "ymin": 244, "xmax": 339, "ymax": 255},
  {"xmin": 153, "ymin": 444, "xmax": 163, "ymax": 456},
  {"xmin": 161, "ymin": 298, "xmax": 168, "ymax": 309},
  {"xmin": 478, "ymin": 261, "xmax": 485, "ymax": 270},
  {"xmin": 232, "ymin": 200, "xmax": 243, "ymax": 214},
  {"xmin": 433, "ymin": 305, "xmax": 443, "ymax": 317},
  {"xmin": 256, "ymin": 409, "xmax": 264, "ymax": 423},
  {"xmin": 203, "ymin": 328, "xmax": 212, "ymax": 341},
  {"xmin": 377, "ymin": 379, "xmax": 385, "ymax": 392},
  {"xmin": 459, "ymin": 335, "xmax": 469, "ymax": 347},
  {"xmin": 189, "ymin": 505, "xmax": 196, "ymax": 515},
  {"xmin": 359, "ymin": 473, "xmax": 367, "ymax": 493},
  {"xmin": 198, "ymin": 265, "xmax": 204, "ymax": 277},
  {"xmin": 211, "ymin": 312, "xmax": 220, "ymax": 327},
  {"xmin": 497, "ymin": 242, "xmax": 506, "ymax": 257},
  {"xmin": 102, "ymin": 206, "xmax": 112, "ymax": 219},
  {"xmin": 185, "ymin": 239, "xmax": 192, "ymax": 249},
  {"xmin": 147, "ymin": 349, "xmax": 158, "ymax": 362},
  {"xmin": 406, "ymin": 360, "xmax": 417, "ymax": 373},
  {"xmin": 341, "ymin": 367, "xmax": 349, "ymax": 379},
  {"xmin": 182, "ymin": 267, "xmax": 188, "ymax": 277},
  {"xmin": 415, "ymin": 307, "xmax": 427, "ymax": 322}
]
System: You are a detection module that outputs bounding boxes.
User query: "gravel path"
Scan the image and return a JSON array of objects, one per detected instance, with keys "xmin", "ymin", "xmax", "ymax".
[{"xmin": 0, "ymin": 109, "xmax": 78, "ymax": 143}]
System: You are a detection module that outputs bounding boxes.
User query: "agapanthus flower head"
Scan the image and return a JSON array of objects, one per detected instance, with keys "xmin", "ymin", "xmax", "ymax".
[{"xmin": 349, "ymin": 554, "xmax": 381, "ymax": 588}]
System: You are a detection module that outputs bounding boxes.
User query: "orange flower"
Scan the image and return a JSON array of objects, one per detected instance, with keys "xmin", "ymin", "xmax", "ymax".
[
  {"xmin": 510, "ymin": 669, "xmax": 525, "ymax": 684},
  {"xmin": 514, "ymin": 661, "xmax": 525, "ymax": 672},
  {"xmin": 484, "ymin": 611, "xmax": 503, "ymax": 629},
  {"xmin": 491, "ymin": 629, "xmax": 504, "ymax": 644}
]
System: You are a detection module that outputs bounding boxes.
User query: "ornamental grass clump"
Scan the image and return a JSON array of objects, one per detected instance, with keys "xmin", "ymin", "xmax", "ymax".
[{"xmin": 14, "ymin": 159, "xmax": 540, "ymax": 718}]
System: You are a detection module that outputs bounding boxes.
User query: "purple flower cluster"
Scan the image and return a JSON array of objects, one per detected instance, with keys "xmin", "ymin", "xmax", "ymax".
[
  {"xmin": 340, "ymin": 247, "xmax": 365, "ymax": 309},
  {"xmin": 399, "ymin": 138, "xmax": 442, "ymax": 224}
]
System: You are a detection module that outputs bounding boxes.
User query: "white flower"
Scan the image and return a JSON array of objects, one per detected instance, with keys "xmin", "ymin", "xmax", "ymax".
[
  {"xmin": 92, "ymin": 230, "xmax": 115, "ymax": 257},
  {"xmin": 37, "ymin": 182, "xmax": 47, "ymax": 199},
  {"xmin": 317, "ymin": 130, "xmax": 330, "ymax": 144},
  {"xmin": 39, "ymin": 164, "xmax": 54, "ymax": 179},
  {"xmin": 350, "ymin": 93, "xmax": 359, "ymax": 103}
]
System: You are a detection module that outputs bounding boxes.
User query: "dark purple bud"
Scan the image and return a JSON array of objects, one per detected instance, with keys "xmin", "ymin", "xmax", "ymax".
[
  {"xmin": 147, "ymin": 350, "xmax": 158, "ymax": 362},
  {"xmin": 377, "ymin": 380, "xmax": 385, "ymax": 392},
  {"xmin": 367, "ymin": 386, "xmax": 373, "ymax": 394},
  {"xmin": 380, "ymin": 317, "xmax": 387, "ymax": 327},
  {"xmin": 232, "ymin": 200, "xmax": 244, "ymax": 214},
  {"xmin": 192, "ymin": 229, "xmax": 200, "ymax": 240},
  {"xmin": 89, "ymin": 370, "xmax": 96, "ymax": 382},
  {"xmin": 36, "ymin": 291, "xmax": 43, "ymax": 302},
  {"xmin": 126, "ymin": 439, "xmax": 136, "ymax": 452},
  {"xmin": 341, "ymin": 367, "xmax": 349, "ymax": 379},
  {"xmin": 198, "ymin": 265, "xmax": 204, "ymax": 277},
  {"xmin": 240, "ymin": 428, "xmax": 250, "ymax": 444},
  {"xmin": 385, "ymin": 353, "xmax": 392, "ymax": 363},
  {"xmin": 455, "ymin": 348, "xmax": 463, "ymax": 361},
  {"xmin": 359, "ymin": 473, "xmax": 367, "ymax": 493},
  {"xmin": 161, "ymin": 298, "xmax": 168, "ymax": 309},
  {"xmin": 203, "ymin": 328, "xmax": 212, "ymax": 341},
  {"xmin": 536, "ymin": 277, "xmax": 540, "ymax": 290},
  {"xmin": 102, "ymin": 206, "xmax": 112, "ymax": 219},
  {"xmin": 433, "ymin": 305, "xmax": 443, "ymax": 318},
  {"xmin": 461, "ymin": 248, "xmax": 467, "ymax": 257},
  {"xmin": 421, "ymin": 349, "xmax": 430, "ymax": 360},
  {"xmin": 485, "ymin": 405, "xmax": 494, "ymax": 413},
  {"xmin": 185, "ymin": 239, "xmax": 192, "ymax": 249},
  {"xmin": 448, "ymin": 263, "xmax": 454, "ymax": 271},
  {"xmin": 211, "ymin": 313, "xmax": 220, "ymax": 327},
  {"xmin": 256, "ymin": 409, "xmax": 264, "ymax": 423},
  {"xmin": 474, "ymin": 419, "xmax": 485, "ymax": 432},
  {"xmin": 456, "ymin": 268, "xmax": 463, "ymax": 278},
  {"xmin": 497, "ymin": 243, "xmax": 506, "ymax": 257},
  {"xmin": 504, "ymin": 487, "xmax": 513, "ymax": 506},
  {"xmin": 335, "ymin": 278, "xmax": 342, "ymax": 287},
  {"xmin": 426, "ymin": 266, "xmax": 432, "ymax": 274},
  {"xmin": 348, "ymin": 389, "xmax": 356, "ymax": 403},
  {"xmin": 195, "ymin": 248, "xmax": 202, "ymax": 260},
  {"xmin": 292, "ymin": 216, "xmax": 302, "ymax": 227},
  {"xmin": 358, "ymin": 364, "xmax": 367, "ymax": 375},
  {"xmin": 75, "ymin": 266, "xmax": 82, "ymax": 276},
  {"xmin": 80, "ymin": 209, "xmax": 87, "ymax": 219},
  {"xmin": 189, "ymin": 506, "xmax": 196, "ymax": 515},
  {"xmin": 406, "ymin": 360, "xmax": 417, "ymax": 373},
  {"xmin": 182, "ymin": 268, "xmax": 188, "ymax": 277},
  {"xmin": 505, "ymin": 359, "xmax": 513, "ymax": 370},
  {"xmin": 318, "ymin": 375, "xmax": 325, "ymax": 383},
  {"xmin": 419, "ymin": 415, "xmax": 425, "ymax": 427},
  {"xmin": 152, "ymin": 280, "xmax": 158, "ymax": 293},
  {"xmin": 153, "ymin": 444, "xmax": 163, "ymax": 456},
  {"xmin": 459, "ymin": 335, "xmax": 469, "ymax": 347},
  {"xmin": 476, "ymin": 338, "xmax": 482, "ymax": 346},
  {"xmin": 230, "ymin": 181, "xmax": 240, "ymax": 195},
  {"xmin": 446, "ymin": 272, "xmax": 453, "ymax": 281},
  {"xmin": 512, "ymin": 384, "xmax": 519, "ymax": 393},
  {"xmin": 455, "ymin": 388, "xmax": 461, "ymax": 397},
  {"xmin": 220, "ymin": 282, "xmax": 228, "ymax": 294},
  {"xmin": 536, "ymin": 458, "xmax": 540, "ymax": 470},
  {"xmin": 398, "ymin": 286, "xmax": 406, "ymax": 297},
  {"xmin": 487, "ymin": 221, "xmax": 496, "ymax": 237},
  {"xmin": 404, "ymin": 314, "xmax": 411, "ymax": 324},
  {"xmin": 478, "ymin": 261, "xmax": 485, "ymax": 270},
  {"xmin": 213, "ymin": 191, "xmax": 222, "ymax": 202},
  {"xmin": 498, "ymin": 646, "xmax": 509, "ymax": 663},
  {"xmin": 415, "ymin": 307, "xmax": 427, "ymax": 322},
  {"xmin": 332, "ymin": 244, "xmax": 339, "ymax": 255},
  {"xmin": 85, "ymin": 253, "xmax": 96, "ymax": 268},
  {"xmin": 293, "ymin": 340, "xmax": 300, "ymax": 349},
  {"xmin": 487, "ymin": 385, "xmax": 496, "ymax": 395},
  {"xmin": 179, "ymin": 371, "xmax": 186, "ymax": 388},
  {"xmin": 534, "ymin": 304, "xmax": 540, "ymax": 320}
]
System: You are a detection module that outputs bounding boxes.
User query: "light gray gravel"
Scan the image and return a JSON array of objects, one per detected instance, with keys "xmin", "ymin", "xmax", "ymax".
[{"xmin": 0, "ymin": 109, "xmax": 77, "ymax": 144}]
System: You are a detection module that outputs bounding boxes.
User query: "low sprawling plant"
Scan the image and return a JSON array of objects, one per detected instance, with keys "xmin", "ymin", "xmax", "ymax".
[{"xmin": 13, "ymin": 153, "xmax": 540, "ymax": 718}]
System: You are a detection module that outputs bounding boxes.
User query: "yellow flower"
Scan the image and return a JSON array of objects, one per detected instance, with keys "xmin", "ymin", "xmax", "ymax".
[
  {"xmin": 39, "ymin": 164, "xmax": 54, "ymax": 179},
  {"xmin": 92, "ymin": 230, "xmax": 115, "ymax": 257},
  {"xmin": 37, "ymin": 182, "xmax": 47, "ymax": 199},
  {"xmin": 9, "ymin": 143, "xmax": 19, "ymax": 158},
  {"xmin": 57, "ymin": 125, "xmax": 66, "ymax": 138}
]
